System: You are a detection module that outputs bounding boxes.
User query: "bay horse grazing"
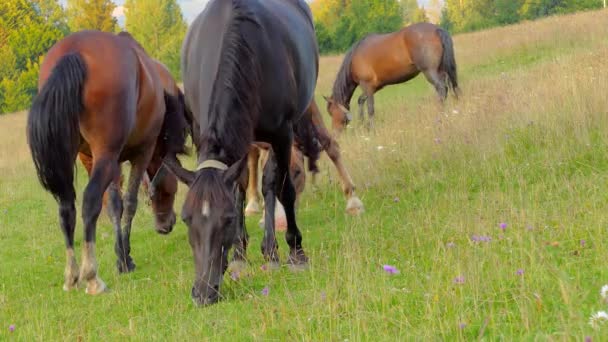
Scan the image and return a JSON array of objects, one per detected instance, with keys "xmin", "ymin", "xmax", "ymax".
[
  {"xmin": 26, "ymin": 30, "xmax": 188, "ymax": 295},
  {"xmin": 77, "ymin": 57, "xmax": 187, "ymax": 235},
  {"xmin": 324, "ymin": 22, "xmax": 460, "ymax": 133},
  {"xmin": 246, "ymin": 98, "xmax": 364, "ymax": 219},
  {"xmin": 164, "ymin": 0, "xmax": 318, "ymax": 305}
]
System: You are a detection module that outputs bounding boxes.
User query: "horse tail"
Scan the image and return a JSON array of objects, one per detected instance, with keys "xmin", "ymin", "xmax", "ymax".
[
  {"xmin": 436, "ymin": 28, "xmax": 460, "ymax": 98},
  {"xmin": 27, "ymin": 53, "xmax": 86, "ymax": 202}
]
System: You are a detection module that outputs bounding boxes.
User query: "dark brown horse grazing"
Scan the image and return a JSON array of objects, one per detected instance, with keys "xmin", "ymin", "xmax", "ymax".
[
  {"xmin": 26, "ymin": 30, "xmax": 188, "ymax": 295},
  {"xmin": 246, "ymin": 98, "xmax": 364, "ymax": 219},
  {"xmin": 324, "ymin": 22, "xmax": 460, "ymax": 133},
  {"xmin": 164, "ymin": 0, "xmax": 318, "ymax": 306}
]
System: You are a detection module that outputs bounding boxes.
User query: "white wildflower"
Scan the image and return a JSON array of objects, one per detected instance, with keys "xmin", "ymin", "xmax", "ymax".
[
  {"xmin": 589, "ymin": 311, "xmax": 608, "ymax": 328},
  {"xmin": 377, "ymin": 146, "xmax": 384, "ymax": 150},
  {"xmin": 601, "ymin": 285, "xmax": 608, "ymax": 301}
]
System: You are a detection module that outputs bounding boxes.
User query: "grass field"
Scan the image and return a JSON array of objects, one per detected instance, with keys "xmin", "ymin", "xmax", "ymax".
[{"xmin": 2, "ymin": 9, "xmax": 608, "ymax": 340}]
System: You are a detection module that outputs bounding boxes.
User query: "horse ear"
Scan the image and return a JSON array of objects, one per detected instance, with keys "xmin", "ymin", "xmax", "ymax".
[
  {"xmin": 163, "ymin": 157, "xmax": 195, "ymax": 186},
  {"xmin": 322, "ymin": 95, "xmax": 332, "ymax": 104},
  {"xmin": 223, "ymin": 156, "xmax": 248, "ymax": 186}
]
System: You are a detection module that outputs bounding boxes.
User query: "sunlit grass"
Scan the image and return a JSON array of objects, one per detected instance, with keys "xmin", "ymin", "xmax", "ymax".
[{"xmin": 1, "ymin": 8, "xmax": 608, "ymax": 340}]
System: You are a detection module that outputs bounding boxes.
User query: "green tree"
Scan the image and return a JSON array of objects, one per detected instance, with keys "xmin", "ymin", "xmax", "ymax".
[
  {"xmin": 0, "ymin": 0, "xmax": 67, "ymax": 113},
  {"xmin": 66, "ymin": 0, "xmax": 117, "ymax": 32},
  {"xmin": 124, "ymin": 0, "xmax": 187, "ymax": 79},
  {"xmin": 412, "ymin": 6, "xmax": 429, "ymax": 23}
]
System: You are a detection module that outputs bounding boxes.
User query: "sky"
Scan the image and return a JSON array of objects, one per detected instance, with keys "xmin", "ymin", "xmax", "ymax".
[{"xmin": 60, "ymin": 1, "xmax": 434, "ymax": 26}]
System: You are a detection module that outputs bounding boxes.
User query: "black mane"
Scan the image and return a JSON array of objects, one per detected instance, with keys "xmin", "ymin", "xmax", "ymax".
[
  {"xmin": 331, "ymin": 40, "xmax": 362, "ymax": 107},
  {"xmin": 199, "ymin": 0, "xmax": 261, "ymax": 165}
]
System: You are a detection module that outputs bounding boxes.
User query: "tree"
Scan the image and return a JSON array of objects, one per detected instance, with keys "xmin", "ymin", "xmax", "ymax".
[
  {"xmin": 412, "ymin": 6, "xmax": 429, "ymax": 23},
  {"xmin": 124, "ymin": 0, "xmax": 187, "ymax": 79},
  {"xmin": 0, "ymin": 0, "xmax": 68, "ymax": 113},
  {"xmin": 66, "ymin": 0, "xmax": 117, "ymax": 32}
]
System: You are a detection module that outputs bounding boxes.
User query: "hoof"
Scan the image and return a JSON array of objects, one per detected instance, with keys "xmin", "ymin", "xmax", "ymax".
[
  {"xmin": 85, "ymin": 277, "xmax": 107, "ymax": 295},
  {"xmin": 63, "ymin": 279, "xmax": 79, "ymax": 292},
  {"xmin": 345, "ymin": 196, "xmax": 364, "ymax": 216},
  {"xmin": 275, "ymin": 215, "xmax": 287, "ymax": 232},
  {"xmin": 117, "ymin": 256, "xmax": 136, "ymax": 274},
  {"xmin": 245, "ymin": 200, "xmax": 261, "ymax": 216},
  {"xmin": 287, "ymin": 249, "xmax": 308, "ymax": 271}
]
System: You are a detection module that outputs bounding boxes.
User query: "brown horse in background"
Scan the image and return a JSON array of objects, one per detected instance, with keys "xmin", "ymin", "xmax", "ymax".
[
  {"xmin": 324, "ymin": 22, "xmax": 460, "ymax": 133},
  {"xmin": 246, "ymin": 98, "xmax": 364, "ymax": 221},
  {"xmin": 26, "ymin": 30, "xmax": 189, "ymax": 295}
]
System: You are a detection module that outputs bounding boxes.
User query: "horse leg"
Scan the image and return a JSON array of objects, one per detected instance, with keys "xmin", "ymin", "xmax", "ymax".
[
  {"xmin": 260, "ymin": 149, "xmax": 280, "ymax": 267},
  {"xmin": 357, "ymin": 83, "xmax": 375, "ymax": 130},
  {"xmin": 423, "ymin": 69, "xmax": 448, "ymax": 104},
  {"xmin": 245, "ymin": 146, "xmax": 262, "ymax": 216},
  {"xmin": 367, "ymin": 93, "xmax": 376, "ymax": 131},
  {"xmin": 324, "ymin": 138, "xmax": 364, "ymax": 215},
  {"xmin": 59, "ymin": 187, "xmax": 79, "ymax": 291},
  {"xmin": 79, "ymin": 154, "xmax": 119, "ymax": 295},
  {"xmin": 230, "ymin": 178, "xmax": 249, "ymax": 270},
  {"xmin": 117, "ymin": 149, "xmax": 154, "ymax": 273},
  {"xmin": 357, "ymin": 94, "xmax": 367, "ymax": 121},
  {"xmin": 273, "ymin": 136, "xmax": 308, "ymax": 268}
]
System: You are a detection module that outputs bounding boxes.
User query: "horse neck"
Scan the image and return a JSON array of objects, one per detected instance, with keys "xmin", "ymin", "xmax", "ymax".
[{"xmin": 333, "ymin": 75, "xmax": 357, "ymax": 109}]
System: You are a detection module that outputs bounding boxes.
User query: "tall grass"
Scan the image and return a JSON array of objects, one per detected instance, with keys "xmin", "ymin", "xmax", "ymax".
[{"xmin": 1, "ymin": 8, "xmax": 608, "ymax": 340}]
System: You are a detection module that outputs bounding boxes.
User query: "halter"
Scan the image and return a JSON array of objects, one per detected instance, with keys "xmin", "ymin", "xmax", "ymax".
[{"xmin": 196, "ymin": 159, "xmax": 229, "ymax": 171}]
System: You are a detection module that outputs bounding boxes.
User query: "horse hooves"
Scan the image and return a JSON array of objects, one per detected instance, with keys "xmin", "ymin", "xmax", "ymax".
[
  {"xmin": 287, "ymin": 249, "xmax": 309, "ymax": 271},
  {"xmin": 275, "ymin": 216, "xmax": 287, "ymax": 232},
  {"xmin": 117, "ymin": 257, "xmax": 136, "ymax": 274},
  {"xmin": 346, "ymin": 196, "xmax": 364, "ymax": 216},
  {"xmin": 63, "ymin": 278, "xmax": 79, "ymax": 291},
  {"xmin": 245, "ymin": 200, "xmax": 261, "ymax": 216},
  {"xmin": 85, "ymin": 277, "xmax": 107, "ymax": 295}
]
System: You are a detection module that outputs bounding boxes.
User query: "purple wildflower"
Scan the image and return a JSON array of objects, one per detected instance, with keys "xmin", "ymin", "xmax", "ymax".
[
  {"xmin": 516, "ymin": 269, "xmax": 524, "ymax": 276},
  {"xmin": 458, "ymin": 322, "xmax": 467, "ymax": 329},
  {"xmin": 260, "ymin": 264, "xmax": 268, "ymax": 271},
  {"xmin": 454, "ymin": 276, "xmax": 465, "ymax": 284},
  {"xmin": 9, "ymin": 324, "xmax": 15, "ymax": 332},
  {"xmin": 471, "ymin": 235, "xmax": 492, "ymax": 243},
  {"xmin": 261, "ymin": 287, "xmax": 269, "ymax": 296},
  {"xmin": 434, "ymin": 137, "xmax": 442, "ymax": 144},
  {"xmin": 383, "ymin": 265, "xmax": 399, "ymax": 274},
  {"xmin": 499, "ymin": 222, "xmax": 507, "ymax": 230},
  {"xmin": 230, "ymin": 271, "xmax": 239, "ymax": 281},
  {"xmin": 580, "ymin": 239, "xmax": 586, "ymax": 247},
  {"xmin": 526, "ymin": 225, "xmax": 534, "ymax": 231},
  {"xmin": 585, "ymin": 336, "xmax": 592, "ymax": 342},
  {"xmin": 320, "ymin": 291, "xmax": 326, "ymax": 300}
]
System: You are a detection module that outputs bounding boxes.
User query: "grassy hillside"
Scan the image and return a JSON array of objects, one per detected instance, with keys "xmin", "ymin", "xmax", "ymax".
[{"xmin": 1, "ymin": 9, "xmax": 608, "ymax": 340}]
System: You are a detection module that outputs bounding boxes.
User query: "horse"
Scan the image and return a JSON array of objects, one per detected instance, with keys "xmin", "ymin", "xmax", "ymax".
[
  {"xmin": 76, "ymin": 57, "xmax": 186, "ymax": 235},
  {"xmin": 163, "ymin": 0, "xmax": 318, "ymax": 305},
  {"xmin": 26, "ymin": 30, "xmax": 189, "ymax": 295},
  {"xmin": 245, "ymin": 98, "xmax": 364, "ymax": 221},
  {"xmin": 246, "ymin": 143, "xmax": 306, "ymax": 232},
  {"xmin": 323, "ymin": 22, "xmax": 460, "ymax": 133}
]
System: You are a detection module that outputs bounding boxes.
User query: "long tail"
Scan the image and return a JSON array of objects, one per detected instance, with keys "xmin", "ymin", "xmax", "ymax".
[
  {"xmin": 436, "ymin": 28, "xmax": 460, "ymax": 99},
  {"xmin": 27, "ymin": 53, "xmax": 86, "ymax": 202}
]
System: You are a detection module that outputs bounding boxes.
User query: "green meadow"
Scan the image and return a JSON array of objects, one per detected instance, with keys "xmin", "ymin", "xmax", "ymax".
[{"xmin": 2, "ymin": 8, "xmax": 608, "ymax": 340}]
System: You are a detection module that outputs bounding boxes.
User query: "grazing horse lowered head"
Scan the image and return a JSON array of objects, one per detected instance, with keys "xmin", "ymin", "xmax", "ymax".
[
  {"xmin": 164, "ymin": 0, "xmax": 318, "ymax": 306},
  {"xmin": 325, "ymin": 22, "xmax": 460, "ymax": 134},
  {"xmin": 26, "ymin": 30, "xmax": 189, "ymax": 295}
]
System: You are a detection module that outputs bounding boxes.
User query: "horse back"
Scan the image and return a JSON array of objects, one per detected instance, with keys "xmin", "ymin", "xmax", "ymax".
[{"xmin": 40, "ymin": 31, "xmax": 165, "ymax": 159}]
